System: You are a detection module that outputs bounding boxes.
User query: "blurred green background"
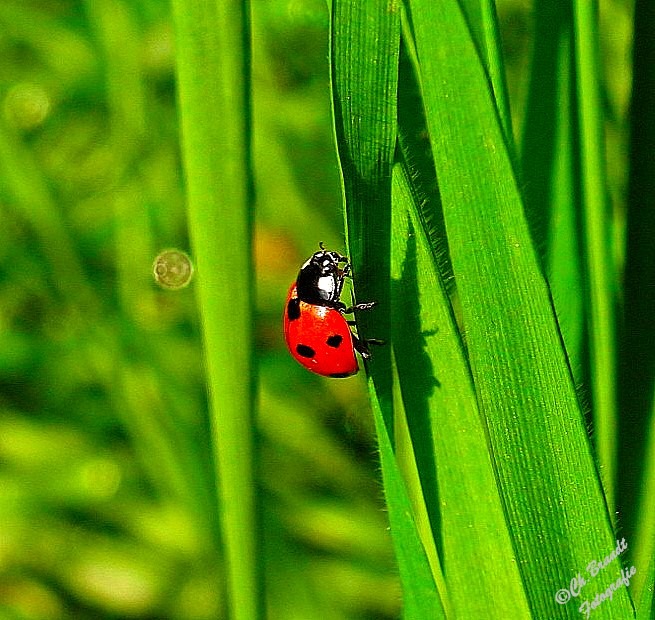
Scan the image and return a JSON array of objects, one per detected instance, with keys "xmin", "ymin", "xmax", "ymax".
[{"xmin": 0, "ymin": 0, "xmax": 632, "ymax": 618}]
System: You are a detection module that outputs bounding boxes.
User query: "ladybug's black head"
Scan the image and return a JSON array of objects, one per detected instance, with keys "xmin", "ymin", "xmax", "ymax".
[{"xmin": 295, "ymin": 246, "xmax": 349, "ymax": 308}]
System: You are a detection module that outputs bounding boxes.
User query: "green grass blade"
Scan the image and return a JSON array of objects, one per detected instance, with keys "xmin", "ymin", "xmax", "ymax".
[
  {"xmin": 635, "ymin": 535, "xmax": 655, "ymax": 620},
  {"xmin": 521, "ymin": 0, "xmax": 584, "ymax": 386},
  {"xmin": 459, "ymin": 0, "xmax": 513, "ymax": 149},
  {"xmin": 391, "ymin": 157, "xmax": 532, "ymax": 618},
  {"xmin": 573, "ymin": 0, "xmax": 618, "ymax": 508},
  {"xmin": 633, "ymin": 388, "xmax": 655, "ymax": 604},
  {"xmin": 478, "ymin": 0, "xmax": 512, "ymax": 145},
  {"xmin": 396, "ymin": 35, "xmax": 451, "ymax": 287},
  {"xmin": 618, "ymin": 0, "xmax": 655, "ymax": 544},
  {"xmin": 368, "ymin": 382, "xmax": 446, "ymax": 619},
  {"xmin": 0, "ymin": 121, "xmax": 93, "ymax": 307},
  {"xmin": 405, "ymin": 0, "xmax": 513, "ymax": 152},
  {"xmin": 406, "ymin": 0, "xmax": 633, "ymax": 616},
  {"xmin": 331, "ymin": 2, "xmax": 446, "ymax": 614},
  {"xmin": 83, "ymin": 0, "xmax": 146, "ymax": 157},
  {"xmin": 330, "ymin": 0, "xmax": 398, "ymax": 429},
  {"xmin": 171, "ymin": 1, "xmax": 262, "ymax": 618}
]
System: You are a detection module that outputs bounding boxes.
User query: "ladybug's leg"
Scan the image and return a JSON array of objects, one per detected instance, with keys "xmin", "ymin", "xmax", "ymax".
[
  {"xmin": 343, "ymin": 301, "xmax": 377, "ymax": 314},
  {"xmin": 341, "ymin": 261, "xmax": 352, "ymax": 279},
  {"xmin": 351, "ymin": 333, "xmax": 385, "ymax": 359},
  {"xmin": 334, "ymin": 260, "xmax": 352, "ymax": 301},
  {"xmin": 351, "ymin": 333, "xmax": 371, "ymax": 359}
]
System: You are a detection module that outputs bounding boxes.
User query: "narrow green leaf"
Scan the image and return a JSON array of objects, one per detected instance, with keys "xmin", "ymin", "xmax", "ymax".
[
  {"xmin": 0, "ymin": 121, "xmax": 93, "ymax": 306},
  {"xmin": 478, "ymin": 0, "xmax": 513, "ymax": 146},
  {"xmin": 368, "ymin": 381, "xmax": 446, "ymax": 619},
  {"xmin": 573, "ymin": 0, "xmax": 618, "ymax": 508},
  {"xmin": 83, "ymin": 0, "xmax": 146, "ymax": 156},
  {"xmin": 618, "ymin": 0, "xmax": 655, "ymax": 543},
  {"xmin": 330, "ymin": 0, "xmax": 399, "ymax": 429},
  {"xmin": 331, "ymin": 3, "xmax": 444, "ymax": 615},
  {"xmin": 635, "ymin": 541, "xmax": 655, "ymax": 620},
  {"xmin": 459, "ymin": 0, "xmax": 513, "ymax": 150},
  {"xmin": 521, "ymin": 0, "xmax": 584, "ymax": 386},
  {"xmin": 396, "ymin": 35, "xmax": 451, "ymax": 287},
  {"xmin": 406, "ymin": 0, "xmax": 633, "ymax": 616},
  {"xmin": 632, "ymin": 386, "xmax": 655, "ymax": 603},
  {"xmin": 391, "ymin": 158, "xmax": 532, "ymax": 618},
  {"xmin": 171, "ymin": 1, "xmax": 262, "ymax": 619}
]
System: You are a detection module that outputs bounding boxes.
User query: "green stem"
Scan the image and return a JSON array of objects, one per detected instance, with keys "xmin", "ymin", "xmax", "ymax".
[
  {"xmin": 171, "ymin": 1, "xmax": 262, "ymax": 618},
  {"xmin": 480, "ymin": 0, "xmax": 514, "ymax": 151},
  {"xmin": 573, "ymin": 0, "xmax": 617, "ymax": 507}
]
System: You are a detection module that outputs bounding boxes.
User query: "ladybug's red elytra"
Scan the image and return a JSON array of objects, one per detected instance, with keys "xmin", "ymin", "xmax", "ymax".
[{"xmin": 283, "ymin": 244, "xmax": 379, "ymax": 378}]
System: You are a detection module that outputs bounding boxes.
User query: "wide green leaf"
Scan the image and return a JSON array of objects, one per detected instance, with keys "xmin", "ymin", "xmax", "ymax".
[
  {"xmin": 391, "ymin": 156, "xmax": 531, "ymax": 618},
  {"xmin": 405, "ymin": 0, "xmax": 634, "ymax": 616}
]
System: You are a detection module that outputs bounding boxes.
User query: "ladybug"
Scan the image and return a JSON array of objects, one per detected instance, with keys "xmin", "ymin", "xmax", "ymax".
[{"xmin": 284, "ymin": 244, "xmax": 379, "ymax": 378}]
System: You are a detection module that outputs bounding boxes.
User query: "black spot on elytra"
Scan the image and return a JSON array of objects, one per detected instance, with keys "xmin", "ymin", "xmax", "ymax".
[
  {"xmin": 326, "ymin": 334, "xmax": 343, "ymax": 348},
  {"xmin": 296, "ymin": 344, "xmax": 315, "ymax": 358},
  {"xmin": 287, "ymin": 298, "xmax": 301, "ymax": 321}
]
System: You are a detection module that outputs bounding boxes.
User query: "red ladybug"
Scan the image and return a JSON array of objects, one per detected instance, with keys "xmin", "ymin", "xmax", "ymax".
[{"xmin": 284, "ymin": 244, "xmax": 378, "ymax": 378}]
